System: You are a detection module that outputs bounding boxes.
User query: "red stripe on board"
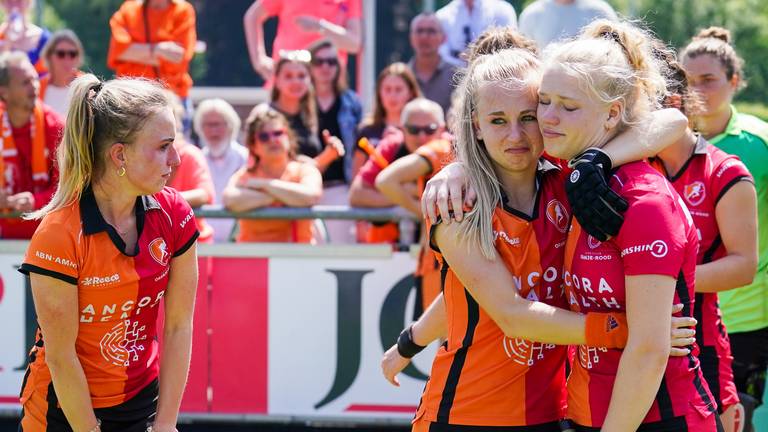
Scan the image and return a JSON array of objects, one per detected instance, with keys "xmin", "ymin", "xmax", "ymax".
[
  {"xmin": 345, "ymin": 404, "xmax": 417, "ymax": 413},
  {"xmin": 0, "ymin": 396, "xmax": 19, "ymax": 403}
]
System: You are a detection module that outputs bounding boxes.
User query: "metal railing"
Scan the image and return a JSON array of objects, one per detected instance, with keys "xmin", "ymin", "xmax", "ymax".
[{"xmin": 1, "ymin": 205, "xmax": 422, "ymax": 245}]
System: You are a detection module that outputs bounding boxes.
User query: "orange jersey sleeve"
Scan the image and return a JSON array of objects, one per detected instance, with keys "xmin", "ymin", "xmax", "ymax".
[{"xmin": 21, "ymin": 207, "xmax": 81, "ymax": 284}]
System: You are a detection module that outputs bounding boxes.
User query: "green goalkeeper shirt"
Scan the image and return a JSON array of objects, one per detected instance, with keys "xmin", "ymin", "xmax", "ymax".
[{"xmin": 710, "ymin": 105, "xmax": 768, "ymax": 333}]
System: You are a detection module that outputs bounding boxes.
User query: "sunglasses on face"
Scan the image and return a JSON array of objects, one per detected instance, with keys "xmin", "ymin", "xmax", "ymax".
[
  {"xmin": 54, "ymin": 49, "xmax": 78, "ymax": 59},
  {"xmin": 404, "ymin": 123, "xmax": 439, "ymax": 136},
  {"xmin": 311, "ymin": 57, "xmax": 339, "ymax": 67},
  {"xmin": 256, "ymin": 129, "xmax": 286, "ymax": 142}
]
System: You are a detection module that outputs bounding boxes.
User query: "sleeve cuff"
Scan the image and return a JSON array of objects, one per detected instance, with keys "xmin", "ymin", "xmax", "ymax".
[
  {"xmin": 173, "ymin": 230, "xmax": 200, "ymax": 257},
  {"xmin": 19, "ymin": 264, "xmax": 77, "ymax": 285},
  {"xmin": 714, "ymin": 176, "xmax": 753, "ymax": 206}
]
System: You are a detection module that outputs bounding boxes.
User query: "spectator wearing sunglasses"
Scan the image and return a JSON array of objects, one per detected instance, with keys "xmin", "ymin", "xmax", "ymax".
[
  {"xmin": 0, "ymin": 0, "xmax": 50, "ymax": 77},
  {"xmin": 244, "ymin": 0, "xmax": 362, "ymax": 82},
  {"xmin": 39, "ymin": 29, "xmax": 84, "ymax": 119},
  {"xmin": 223, "ymin": 107, "xmax": 322, "ymax": 243},
  {"xmin": 435, "ymin": 0, "xmax": 517, "ymax": 67},
  {"xmin": 407, "ymin": 12, "xmax": 456, "ymax": 115},
  {"xmin": 349, "ymin": 98, "xmax": 448, "ymax": 244},
  {"xmin": 307, "ymin": 40, "xmax": 362, "ymax": 243}
]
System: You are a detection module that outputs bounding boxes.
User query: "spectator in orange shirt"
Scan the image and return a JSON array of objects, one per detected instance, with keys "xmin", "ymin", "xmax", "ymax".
[
  {"xmin": 0, "ymin": 0, "xmax": 49, "ymax": 76},
  {"xmin": 166, "ymin": 91, "xmax": 215, "ymax": 243},
  {"xmin": 223, "ymin": 107, "xmax": 322, "ymax": 243},
  {"xmin": 107, "ymin": 0, "xmax": 196, "ymax": 100},
  {"xmin": 39, "ymin": 29, "xmax": 84, "ymax": 119},
  {"xmin": 244, "ymin": 0, "xmax": 362, "ymax": 81}
]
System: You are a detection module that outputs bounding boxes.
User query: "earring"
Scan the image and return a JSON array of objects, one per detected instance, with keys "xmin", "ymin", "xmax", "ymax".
[{"xmin": 117, "ymin": 166, "xmax": 126, "ymax": 177}]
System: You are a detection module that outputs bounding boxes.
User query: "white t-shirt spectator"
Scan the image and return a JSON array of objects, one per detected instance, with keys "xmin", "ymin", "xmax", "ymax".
[
  {"xmin": 519, "ymin": 0, "xmax": 618, "ymax": 49},
  {"xmin": 43, "ymin": 84, "xmax": 73, "ymax": 119},
  {"xmin": 436, "ymin": 0, "xmax": 517, "ymax": 66},
  {"xmin": 204, "ymin": 140, "xmax": 249, "ymax": 242}
]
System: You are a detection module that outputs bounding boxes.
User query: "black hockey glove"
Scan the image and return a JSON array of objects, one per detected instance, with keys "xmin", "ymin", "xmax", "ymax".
[{"xmin": 565, "ymin": 148, "xmax": 629, "ymax": 241}]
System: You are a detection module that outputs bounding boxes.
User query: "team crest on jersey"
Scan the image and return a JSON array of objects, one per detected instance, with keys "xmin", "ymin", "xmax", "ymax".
[
  {"xmin": 684, "ymin": 181, "xmax": 706, "ymax": 206},
  {"xmin": 587, "ymin": 235, "xmax": 602, "ymax": 249},
  {"xmin": 149, "ymin": 237, "xmax": 171, "ymax": 266},
  {"xmin": 545, "ymin": 200, "xmax": 569, "ymax": 233}
]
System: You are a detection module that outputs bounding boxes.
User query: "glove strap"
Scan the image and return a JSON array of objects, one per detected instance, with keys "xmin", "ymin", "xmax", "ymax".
[
  {"xmin": 568, "ymin": 147, "xmax": 614, "ymax": 173},
  {"xmin": 584, "ymin": 312, "xmax": 628, "ymax": 349}
]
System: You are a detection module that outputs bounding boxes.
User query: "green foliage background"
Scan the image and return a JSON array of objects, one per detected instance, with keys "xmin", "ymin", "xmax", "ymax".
[{"xmin": 37, "ymin": 0, "xmax": 768, "ymax": 116}]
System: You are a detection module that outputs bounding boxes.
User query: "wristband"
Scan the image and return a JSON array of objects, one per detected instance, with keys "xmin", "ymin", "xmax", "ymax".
[
  {"xmin": 397, "ymin": 325, "xmax": 426, "ymax": 358},
  {"xmin": 584, "ymin": 312, "xmax": 628, "ymax": 349}
]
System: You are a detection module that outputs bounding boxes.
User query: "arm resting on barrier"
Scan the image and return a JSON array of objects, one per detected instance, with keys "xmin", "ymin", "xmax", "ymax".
[
  {"xmin": 29, "ymin": 273, "xmax": 100, "ymax": 432},
  {"xmin": 153, "ymin": 244, "xmax": 198, "ymax": 431},
  {"xmin": 376, "ymin": 154, "xmax": 431, "ymax": 217},
  {"xmin": 247, "ymin": 163, "xmax": 323, "ymax": 207},
  {"xmin": 349, "ymin": 176, "xmax": 395, "ymax": 208}
]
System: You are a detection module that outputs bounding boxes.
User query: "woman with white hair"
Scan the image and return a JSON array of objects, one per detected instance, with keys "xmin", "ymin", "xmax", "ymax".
[{"xmin": 193, "ymin": 98, "xmax": 248, "ymax": 242}]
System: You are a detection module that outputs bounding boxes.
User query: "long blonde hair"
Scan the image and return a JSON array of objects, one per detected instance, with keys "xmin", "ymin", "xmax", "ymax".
[
  {"xmin": 542, "ymin": 20, "xmax": 667, "ymax": 133},
  {"xmin": 26, "ymin": 74, "xmax": 169, "ymax": 219},
  {"xmin": 453, "ymin": 49, "xmax": 542, "ymax": 259}
]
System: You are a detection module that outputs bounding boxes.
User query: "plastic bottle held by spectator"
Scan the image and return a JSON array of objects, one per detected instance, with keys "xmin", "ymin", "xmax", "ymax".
[{"xmin": 6, "ymin": 10, "xmax": 22, "ymax": 43}]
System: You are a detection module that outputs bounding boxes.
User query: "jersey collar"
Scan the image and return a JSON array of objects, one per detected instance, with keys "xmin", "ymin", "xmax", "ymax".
[
  {"xmin": 80, "ymin": 186, "xmax": 162, "ymax": 256},
  {"xmin": 709, "ymin": 105, "xmax": 742, "ymax": 145},
  {"xmin": 498, "ymin": 158, "xmax": 559, "ymax": 221}
]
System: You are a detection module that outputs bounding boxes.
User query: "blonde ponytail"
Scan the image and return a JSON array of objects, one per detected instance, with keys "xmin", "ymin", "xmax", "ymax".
[{"xmin": 26, "ymin": 75, "xmax": 169, "ymax": 219}]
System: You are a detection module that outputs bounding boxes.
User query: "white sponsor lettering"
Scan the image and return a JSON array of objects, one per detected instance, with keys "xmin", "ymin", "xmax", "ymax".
[
  {"xmin": 715, "ymin": 160, "xmax": 737, "ymax": 178},
  {"xmin": 179, "ymin": 209, "xmax": 194, "ymax": 229},
  {"xmin": 566, "ymin": 271, "xmax": 620, "ymax": 309},
  {"xmin": 80, "ymin": 290, "xmax": 166, "ymax": 322},
  {"xmin": 81, "ymin": 273, "xmax": 121, "ymax": 286},
  {"xmin": 620, "ymin": 240, "xmax": 668, "ymax": 259},
  {"xmin": 493, "ymin": 230, "xmax": 520, "ymax": 246},
  {"xmin": 35, "ymin": 250, "xmax": 77, "ymax": 269}
]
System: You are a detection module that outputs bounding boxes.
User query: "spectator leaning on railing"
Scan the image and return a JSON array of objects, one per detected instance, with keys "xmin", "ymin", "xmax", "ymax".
[
  {"xmin": 223, "ymin": 107, "xmax": 322, "ymax": 243},
  {"xmin": 194, "ymin": 98, "xmax": 248, "ymax": 243},
  {"xmin": 0, "ymin": 51, "xmax": 63, "ymax": 239},
  {"xmin": 166, "ymin": 91, "xmax": 215, "ymax": 243},
  {"xmin": 350, "ymin": 98, "xmax": 447, "ymax": 244}
]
